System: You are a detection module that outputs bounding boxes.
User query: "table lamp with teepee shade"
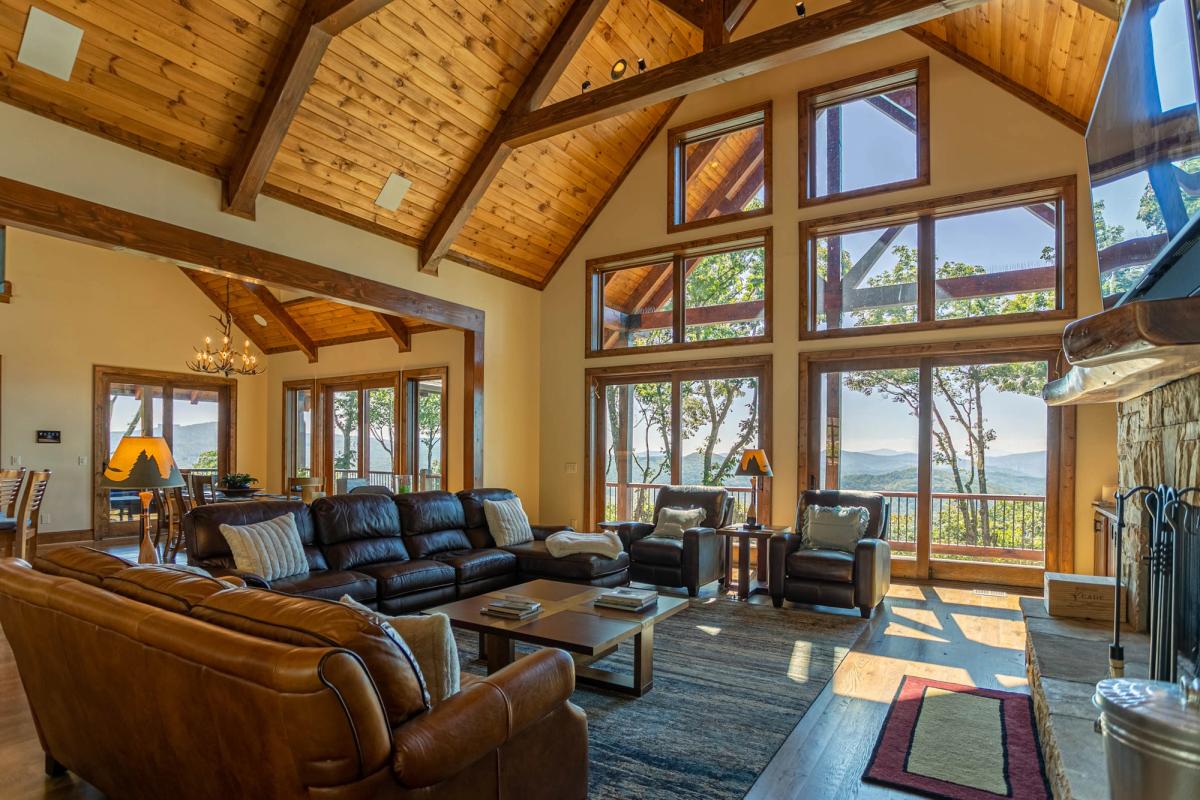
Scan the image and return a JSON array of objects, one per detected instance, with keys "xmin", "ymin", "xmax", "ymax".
[
  {"xmin": 736, "ymin": 448, "xmax": 772, "ymax": 530},
  {"xmin": 98, "ymin": 436, "xmax": 185, "ymax": 564}
]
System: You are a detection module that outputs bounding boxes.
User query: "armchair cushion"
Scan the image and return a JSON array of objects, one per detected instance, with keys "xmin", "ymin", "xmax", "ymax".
[
  {"xmin": 801, "ymin": 505, "xmax": 869, "ymax": 552},
  {"xmin": 798, "ymin": 490, "xmax": 889, "ymax": 539},
  {"xmin": 629, "ymin": 536, "xmax": 683, "ymax": 567},
  {"xmin": 616, "ymin": 521, "xmax": 655, "ymax": 551},
  {"xmin": 651, "ymin": 507, "xmax": 706, "ymax": 540},
  {"xmin": 786, "ymin": 548, "xmax": 855, "ymax": 583}
]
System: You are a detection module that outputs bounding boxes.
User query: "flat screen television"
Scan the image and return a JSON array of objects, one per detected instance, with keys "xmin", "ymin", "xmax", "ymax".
[{"xmin": 1086, "ymin": 0, "xmax": 1200, "ymax": 306}]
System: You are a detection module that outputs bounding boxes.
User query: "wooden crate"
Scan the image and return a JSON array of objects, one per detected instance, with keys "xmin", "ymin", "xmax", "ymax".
[{"xmin": 1044, "ymin": 572, "xmax": 1127, "ymax": 622}]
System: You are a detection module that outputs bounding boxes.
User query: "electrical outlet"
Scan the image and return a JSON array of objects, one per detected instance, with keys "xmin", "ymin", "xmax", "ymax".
[
  {"xmin": 564, "ymin": 462, "xmax": 578, "ymax": 474},
  {"xmin": 9, "ymin": 455, "xmax": 20, "ymax": 466},
  {"xmin": 78, "ymin": 455, "xmax": 88, "ymax": 466}
]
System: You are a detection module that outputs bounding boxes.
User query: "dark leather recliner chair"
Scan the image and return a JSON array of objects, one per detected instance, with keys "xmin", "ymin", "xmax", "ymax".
[
  {"xmin": 769, "ymin": 489, "xmax": 891, "ymax": 618},
  {"xmin": 618, "ymin": 486, "xmax": 732, "ymax": 597}
]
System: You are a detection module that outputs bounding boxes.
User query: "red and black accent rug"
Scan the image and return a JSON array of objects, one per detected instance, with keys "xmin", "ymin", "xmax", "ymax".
[{"xmin": 863, "ymin": 676, "xmax": 1051, "ymax": 800}]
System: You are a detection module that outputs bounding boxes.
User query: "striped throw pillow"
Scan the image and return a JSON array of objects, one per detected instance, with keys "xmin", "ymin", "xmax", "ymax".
[
  {"xmin": 218, "ymin": 513, "xmax": 308, "ymax": 581},
  {"xmin": 483, "ymin": 496, "xmax": 534, "ymax": 546}
]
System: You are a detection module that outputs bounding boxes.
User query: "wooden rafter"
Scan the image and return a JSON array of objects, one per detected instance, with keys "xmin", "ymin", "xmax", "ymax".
[
  {"xmin": 178, "ymin": 268, "xmax": 275, "ymax": 356},
  {"xmin": 905, "ymin": 27, "xmax": 1087, "ymax": 134},
  {"xmin": 503, "ymin": 0, "xmax": 986, "ymax": 147},
  {"xmin": 223, "ymin": 0, "xmax": 394, "ymax": 218},
  {"xmin": 241, "ymin": 281, "xmax": 320, "ymax": 362},
  {"xmin": 375, "ymin": 312, "xmax": 412, "ymax": 352},
  {"xmin": 654, "ymin": 0, "xmax": 705, "ymax": 27},
  {"xmin": 418, "ymin": 0, "xmax": 611, "ymax": 275}
]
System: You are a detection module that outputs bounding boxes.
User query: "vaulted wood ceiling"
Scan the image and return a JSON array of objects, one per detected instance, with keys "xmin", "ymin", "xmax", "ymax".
[{"xmin": 0, "ymin": 0, "xmax": 1117, "ymax": 291}]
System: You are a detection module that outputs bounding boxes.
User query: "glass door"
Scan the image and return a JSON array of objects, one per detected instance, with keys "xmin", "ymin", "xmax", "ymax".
[
  {"xmin": 404, "ymin": 368, "xmax": 448, "ymax": 491},
  {"xmin": 103, "ymin": 381, "xmax": 166, "ymax": 538},
  {"xmin": 601, "ymin": 379, "xmax": 675, "ymax": 523},
  {"xmin": 323, "ymin": 375, "xmax": 400, "ymax": 493}
]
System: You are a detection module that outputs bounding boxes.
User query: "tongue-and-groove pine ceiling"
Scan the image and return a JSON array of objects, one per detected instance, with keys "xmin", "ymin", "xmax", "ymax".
[{"xmin": 0, "ymin": 0, "xmax": 1116, "ymax": 290}]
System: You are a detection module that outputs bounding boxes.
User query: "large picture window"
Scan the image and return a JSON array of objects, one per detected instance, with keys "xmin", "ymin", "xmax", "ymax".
[
  {"xmin": 668, "ymin": 102, "xmax": 771, "ymax": 232},
  {"xmin": 801, "ymin": 177, "xmax": 1077, "ymax": 338},
  {"xmin": 799, "ymin": 59, "xmax": 929, "ymax": 206},
  {"xmin": 586, "ymin": 229, "xmax": 771, "ymax": 356},
  {"xmin": 586, "ymin": 356, "xmax": 771, "ymax": 529}
]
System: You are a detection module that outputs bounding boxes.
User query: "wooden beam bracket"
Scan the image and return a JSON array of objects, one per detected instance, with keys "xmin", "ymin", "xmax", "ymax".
[
  {"xmin": 375, "ymin": 312, "xmax": 412, "ymax": 352},
  {"xmin": 241, "ymin": 281, "xmax": 320, "ymax": 362}
]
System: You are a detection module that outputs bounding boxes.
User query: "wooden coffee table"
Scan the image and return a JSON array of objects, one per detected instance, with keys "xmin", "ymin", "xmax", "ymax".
[{"xmin": 428, "ymin": 579, "xmax": 688, "ymax": 697}]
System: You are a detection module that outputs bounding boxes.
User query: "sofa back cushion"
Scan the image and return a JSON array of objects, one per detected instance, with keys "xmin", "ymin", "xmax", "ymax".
[
  {"xmin": 457, "ymin": 488, "xmax": 517, "ymax": 548},
  {"xmin": 653, "ymin": 486, "xmax": 731, "ymax": 529},
  {"xmin": 192, "ymin": 589, "xmax": 430, "ymax": 726},
  {"xmin": 798, "ymin": 490, "xmax": 889, "ymax": 539},
  {"xmin": 393, "ymin": 491, "xmax": 471, "ymax": 558},
  {"xmin": 311, "ymin": 494, "xmax": 409, "ymax": 571},
  {"xmin": 33, "ymin": 546, "xmax": 133, "ymax": 586},
  {"xmin": 185, "ymin": 500, "xmax": 324, "ymax": 571},
  {"xmin": 102, "ymin": 565, "xmax": 237, "ymax": 613}
]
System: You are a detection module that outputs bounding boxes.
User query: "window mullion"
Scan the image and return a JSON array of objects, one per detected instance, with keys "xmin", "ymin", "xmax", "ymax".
[
  {"xmin": 672, "ymin": 255, "xmax": 685, "ymax": 344},
  {"xmin": 916, "ymin": 360, "xmax": 933, "ymax": 577},
  {"xmin": 918, "ymin": 213, "xmax": 935, "ymax": 323},
  {"xmin": 670, "ymin": 377, "xmax": 683, "ymax": 483}
]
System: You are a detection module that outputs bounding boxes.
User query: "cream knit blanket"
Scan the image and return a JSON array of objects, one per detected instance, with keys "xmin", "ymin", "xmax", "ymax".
[{"xmin": 545, "ymin": 530, "xmax": 624, "ymax": 559}]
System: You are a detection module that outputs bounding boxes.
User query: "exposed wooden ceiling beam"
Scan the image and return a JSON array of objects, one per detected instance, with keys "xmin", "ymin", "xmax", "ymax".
[
  {"xmin": 223, "ymin": 0, "xmax": 393, "ymax": 218},
  {"xmin": 1073, "ymin": 0, "xmax": 1122, "ymax": 20},
  {"xmin": 241, "ymin": 281, "xmax": 319, "ymax": 362},
  {"xmin": 375, "ymin": 312, "xmax": 412, "ymax": 352},
  {"xmin": 177, "ymin": 268, "xmax": 275, "ymax": 356},
  {"xmin": 722, "ymin": 0, "xmax": 759, "ymax": 32},
  {"xmin": 654, "ymin": 0, "xmax": 705, "ymax": 27},
  {"xmin": 418, "ymin": 0, "xmax": 611, "ymax": 275},
  {"xmin": 703, "ymin": 0, "xmax": 730, "ymax": 48},
  {"xmin": 905, "ymin": 27, "xmax": 1087, "ymax": 134},
  {"xmin": 502, "ymin": 0, "xmax": 986, "ymax": 147}
]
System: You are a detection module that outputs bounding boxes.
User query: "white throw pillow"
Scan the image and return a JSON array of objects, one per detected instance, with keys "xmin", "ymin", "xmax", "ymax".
[
  {"xmin": 802, "ymin": 505, "xmax": 870, "ymax": 553},
  {"xmin": 218, "ymin": 513, "xmax": 308, "ymax": 581},
  {"xmin": 340, "ymin": 595, "xmax": 461, "ymax": 705},
  {"xmin": 483, "ymin": 496, "xmax": 534, "ymax": 546},
  {"xmin": 652, "ymin": 506, "xmax": 708, "ymax": 540}
]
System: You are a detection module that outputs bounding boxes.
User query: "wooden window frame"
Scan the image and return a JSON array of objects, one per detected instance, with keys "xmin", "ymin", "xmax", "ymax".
[
  {"xmin": 92, "ymin": 365, "xmax": 236, "ymax": 539},
  {"xmin": 798, "ymin": 58, "xmax": 930, "ymax": 208},
  {"xmin": 585, "ymin": 227, "xmax": 773, "ymax": 358},
  {"xmin": 800, "ymin": 176, "xmax": 1079, "ymax": 340},
  {"xmin": 402, "ymin": 366, "xmax": 450, "ymax": 491},
  {"xmin": 317, "ymin": 371, "xmax": 401, "ymax": 495},
  {"xmin": 797, "ymin": 335, "xmax": 1075, "ymax": 588},
  {"xmin": 282, "ymin": 379, "xmax": 318, "ymax": 485},
  {"xmin": 583, "ymin": 354, "xmax": 773, "ymax": 530},
  {"xmin": 668, "ymin": 101, "xmax": 773, "ymax": 233}
]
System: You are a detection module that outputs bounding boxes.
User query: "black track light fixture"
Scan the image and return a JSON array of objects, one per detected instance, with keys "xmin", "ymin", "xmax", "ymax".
[
  {"xmin": 581, "ymin": 80, "xmax": 591, "ymax": 92},
  {"xmin": 637, "ymin": 57, "xmax": 647, "ymax": 72},
  {"xmin": 795, "ymin": 1, "xmax": 806, "ymax": 17}
]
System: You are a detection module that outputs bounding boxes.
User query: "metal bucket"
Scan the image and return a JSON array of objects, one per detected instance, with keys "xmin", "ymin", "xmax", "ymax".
[{"xmin": 1094, "ymin": 678, "xmax": 1200, "ymax": 799}]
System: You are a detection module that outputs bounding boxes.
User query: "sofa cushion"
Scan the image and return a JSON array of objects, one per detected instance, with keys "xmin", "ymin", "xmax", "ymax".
[
  {"xmin": 311, "ymin": 494, "xmax": 408, "ymax": 571},
  {"xmin": 629, "ymin": 536, "xmax": 683, "ymax": 567},
  {"xmin": 394, "ymin": 491, "xmax": 471, "ymax": 558},
  {"xmin": 651, "ymin": 507, "xmax": 706, "ymax": 540},
  {"xmin": 433, "ymin": 548, "xmax": 517, "ymax": 583},
  {"xmin": 357, "ymin": 559, "xmax": 456, "ymax": 600},
  {"xmin": 786, "ymin": 548, "xmax": 855, "ymax": 583},
  {"xmin": 218, "ymin": 513, "xmax": 309, "ymax": 581},
  {"xmin": 505, "ymin": 540, "xmax": 629, "ymax": 581},
  {"xmin": 270, "ymin": 569, "xmax": 377, "ymax": 603},
  {"xmin": 33, "ymin": 546, "xmax": 133, "ymax": 586},
  {"xmin": 185, "ymin": 500, "xmax": 324, "ymax": 572},
  {"xmin": 102, "ymin": 565, "xmax": 236, "ymax": 613},
  {"xmin": 192, "ymin": 589, "xmax": 430, "ymax": 726},
  {"xmin": 341, "ymin": 595, "xmax": 461, "ymax": 705},
  {"xmin": 801, "ymin": 505, "xmax": 868, "ymax": 553},
  {"xmin": 457, "ymin": 488, "xmax": 517, "ymax": 548}
]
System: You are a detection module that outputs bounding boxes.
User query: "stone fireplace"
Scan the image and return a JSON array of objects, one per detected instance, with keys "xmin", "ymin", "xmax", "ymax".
[{"xmin": 1116, "ymin": 371, "xmax": 1200, "ymax": 630}]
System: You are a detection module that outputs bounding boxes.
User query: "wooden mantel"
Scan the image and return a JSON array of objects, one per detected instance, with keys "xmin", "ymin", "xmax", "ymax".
[{"xmin": 1043, "ymin": 297, "xmax": 1200, "ymax": 405}]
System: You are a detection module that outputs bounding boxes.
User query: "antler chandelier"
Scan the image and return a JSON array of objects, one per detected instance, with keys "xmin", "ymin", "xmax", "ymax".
[{"xmin": 186, "ymin": 279, "xmax": 264, "ymax": 377}]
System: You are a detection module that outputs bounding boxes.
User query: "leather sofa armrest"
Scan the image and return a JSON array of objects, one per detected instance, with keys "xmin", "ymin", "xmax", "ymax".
[
  {"xmin": 531, "ymin": 524, "xmax": 573, "ymax": 541},
  {"xmin": 392, "ymin": 649, "xmax": 575, "ymax": 788},
  {"xmin": 769, "ymin": 533, "xmax": 803, "ymax": 602},
  {"xmin": 853, "ymin": 537, "xmax": 891, "ymax": 610},
  {"xmin": 682, "ymin": 527, "xmax": 722, "ymax": 587},
  {"xmin": 205, "ymin": 566, "xmax": 270, "ymax": 589},
  {"xmin": 617, "ymin": 521, "xmax": 655, "ymax": 550}
]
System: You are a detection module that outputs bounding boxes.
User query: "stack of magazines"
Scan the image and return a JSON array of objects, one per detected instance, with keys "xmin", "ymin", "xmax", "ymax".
[
  {"xmin": 482, "ymin": 595, "xmax": 542, "ymax": 620},
  {"xmin": 595, "ymin": 587, "xmax": 658, "ymax": 612}
]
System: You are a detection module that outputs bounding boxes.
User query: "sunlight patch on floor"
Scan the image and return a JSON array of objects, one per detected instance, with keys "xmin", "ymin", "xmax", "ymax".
[
  {"xmin": 994, "ymin": 673, "xmax": 1029, "ymax": 689},
  {"xmin": 886, "ymin": 584, "xmax": 929, "ymax": 601},
  {"xmin": 892, "ymin": 606, "xmax": 943, "ymax": 630},
  {"xmin": 696, "ymin": 625, "xmax": 722, "ymax": 636},
  {"xmin": 832, "ymin": 652, "xmax": 974, "ymax": 702},
  {"xmin": 788, "ymin": 640, "xmax": 813, "ymax": 683},
  {"xmin": 950, "ymin": 612, "xmax": 1026, "ymax": 650},
  {"xmin": 933, "ymin": 585, "xmax": 1022, "ymax": 610},
  {"xmin": 884, "ymin": 621, "xmax": 949, "ymax": 643}
]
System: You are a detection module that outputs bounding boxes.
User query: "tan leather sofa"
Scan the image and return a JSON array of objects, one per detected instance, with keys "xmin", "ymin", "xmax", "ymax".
[{"xmin": 0, "ymin": 547, "xmax": 589, "ymax": 799}]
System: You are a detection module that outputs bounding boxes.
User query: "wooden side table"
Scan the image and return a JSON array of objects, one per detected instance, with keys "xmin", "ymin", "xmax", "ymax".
[{"xmin": 718, "ymin": 525, "xmax": 788, "ymax": 601}]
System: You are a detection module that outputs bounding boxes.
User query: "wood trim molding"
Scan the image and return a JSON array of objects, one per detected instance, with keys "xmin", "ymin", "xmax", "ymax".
[
  {"xmin": 502, "ymin": 0, "xmax": 984, "ymax": 147},
  {"xmin": 282, "ymin": 378, "xmax": 318, "ymax": 491},
  {"xmin": 241, "ymin": 281, "xmax": 319, "ymax": 363},
  {"xmin": 418, "ymin": 0, "xmax": 611, "ymax": 275},
  {"xmin": 905, "ymin": 27, "xmax": 1087, "ymax": 134}
]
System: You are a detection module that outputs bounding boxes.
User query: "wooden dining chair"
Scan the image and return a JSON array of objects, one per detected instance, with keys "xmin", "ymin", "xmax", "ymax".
[
  {"xmin": 12, "ymin": 470, "xmax": 51, "ymax": 561},
  {"xmin": 188, "ymin": 473, "xmax": 215, "ymax": 507},
  {"xmin": 156, "ymin": 486, "xmax": 190, "ymax": 563},
  {"xmin": 0, "ymin": 467, "xmax": 27, "ymax": 558}
]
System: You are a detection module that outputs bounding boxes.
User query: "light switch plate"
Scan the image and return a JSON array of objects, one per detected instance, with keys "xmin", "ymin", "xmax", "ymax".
[{"xmin": 564, "ymin": 462, "xmax": 578, "ymax": 474}]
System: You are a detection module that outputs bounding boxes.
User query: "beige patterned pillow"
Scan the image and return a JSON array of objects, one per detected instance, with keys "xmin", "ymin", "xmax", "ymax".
[
  {"xmin": 652, "ymin": 507, "xmax": 708, "ymax": 540},
  {"xmin": 218, "ymin": 513, "xmax": 307, "ymax": 581},
  {"xmin": 802, "ymin": 505, "xmax": 869, "ymax": 553},
  {"xmin": 483, "ymin": 496, "xmax": 534, "ymax": 546}
]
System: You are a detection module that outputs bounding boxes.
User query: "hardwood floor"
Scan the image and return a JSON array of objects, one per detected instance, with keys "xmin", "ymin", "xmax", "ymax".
[{"xmin": 0, "ymin": 548, "xmax": 1033, "ymax": 799}]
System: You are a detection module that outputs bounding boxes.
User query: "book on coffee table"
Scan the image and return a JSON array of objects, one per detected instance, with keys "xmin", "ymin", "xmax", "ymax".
[
  {"xmin": 482, "ymin": 595, "xmax": 542, "ymax": 619},
  {"xmin": 595, "ymin": 587, "xmax": 658, "ymax": 612}
]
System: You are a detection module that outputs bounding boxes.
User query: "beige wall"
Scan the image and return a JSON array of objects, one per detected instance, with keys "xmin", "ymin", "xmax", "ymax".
[
  {"xmin": 0, "ymin": 98, "xmax": 543, "ymax": 514},
  {"xmin": 538, "ymin": 20, "xmax": 1119, "ymax": 572},
  {"xmin": 0, "ymin": 228, "xmax": 268, "ymax": 534}
]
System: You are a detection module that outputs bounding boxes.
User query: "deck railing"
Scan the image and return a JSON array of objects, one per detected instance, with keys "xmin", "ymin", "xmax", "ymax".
[
  {"xmin": 333, "ymin": 469, "xmax": 443, "ymax": 491},
  {"xmin": 603, "ymin": 482, "xmax": 754, "ymax": 524}
]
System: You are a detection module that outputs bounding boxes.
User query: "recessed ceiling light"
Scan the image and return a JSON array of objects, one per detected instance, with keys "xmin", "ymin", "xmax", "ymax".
[
  {"xmin": 17, "ymin": 8, "xmax": 83, "ymax": 81},
  {"xmin": 375, "ymin": 172, "xmax": 412, "ymax": 211},
  {"xmin": 610, "ymin": 59, "xmax": 628, "ymax": 80},
  {"xmin": 253, "ymin": 314, "xmax": 268, "ymax": 327}
]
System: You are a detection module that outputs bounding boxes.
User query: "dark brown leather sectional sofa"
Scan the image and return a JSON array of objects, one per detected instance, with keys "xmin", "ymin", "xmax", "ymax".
[{"xmin": 184, "ymin": 488, "xmax": 630, "ymax": 611}]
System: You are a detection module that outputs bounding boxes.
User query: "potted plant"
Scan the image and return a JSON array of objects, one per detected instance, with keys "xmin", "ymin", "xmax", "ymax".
[{"xmin": 219, "ymin": 472, "xmax": 260, "ymax": 497}]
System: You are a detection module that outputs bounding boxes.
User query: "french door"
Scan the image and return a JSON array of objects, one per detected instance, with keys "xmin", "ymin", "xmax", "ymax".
[
  {"xmin": 403, "ymin": 367, "xmax": 448, "ymax": 491},
  {"xmin": 803, "ymin": 348, "xmax": 1069, "ymax": 587},
  {"xmin": 322, "ymin": 374, "xmax": 400, "ymax": 494},
  {"xmin": 93, "ymin": 366, "xmax": 235, "ymax": 539},
  {"xmin": 586, "ymin": 356, "xmax": 772, "ymax": 529}
]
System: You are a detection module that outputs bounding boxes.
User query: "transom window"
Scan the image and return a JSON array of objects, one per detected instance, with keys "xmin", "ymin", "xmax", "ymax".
[
  {"xmin": 587, "ymin": 229, "xmax": 772, "ymax": 356},
  {"xmin": 668, "ymin": 103, "xmax": 772, "ymax": 232},
  {"xmin": 802, "ymin": 177, "xmax": 1077, "ymax": 338},
  {"xmin": 799, "ymin": 59, "xmax": 929, "ymax": 206}
]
